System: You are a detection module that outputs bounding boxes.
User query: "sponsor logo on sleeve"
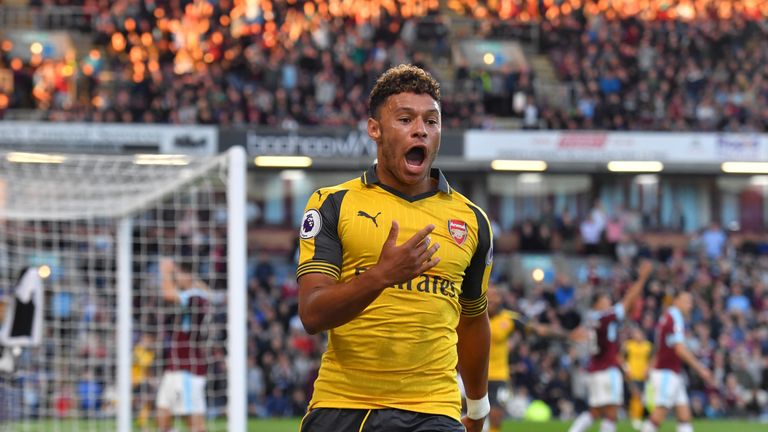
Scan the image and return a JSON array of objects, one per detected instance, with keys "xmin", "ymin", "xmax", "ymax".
[{"xmin": 300, "ymin": 209, "xmax": 322, "ymax": 239}]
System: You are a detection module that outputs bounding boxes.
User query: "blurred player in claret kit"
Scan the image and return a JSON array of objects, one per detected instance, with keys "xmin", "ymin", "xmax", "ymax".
[
  {"xmin": 569, "ymin": 260, "xmax": 653, "ymax": 432},
  {"xmin": 641, "ymin": 291, "xmax": 715, "ymax": 432},
  {"xmin": 156, "ymin": 257, "xmax": 211, "ymax": 432},
  {"xmin": 296, "ymin": 64, "xmax": 493, "ymax": 432}
]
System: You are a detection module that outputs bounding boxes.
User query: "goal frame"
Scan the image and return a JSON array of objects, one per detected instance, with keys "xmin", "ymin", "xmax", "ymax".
[{"xmin": 1, "ymin": 146, "xmax": 247, "ymax": 432}]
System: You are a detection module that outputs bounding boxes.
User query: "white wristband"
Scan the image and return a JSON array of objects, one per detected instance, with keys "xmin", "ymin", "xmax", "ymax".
[{"xmin": 466, "ymin": 394, "xmax": 490, "ymax": 420}]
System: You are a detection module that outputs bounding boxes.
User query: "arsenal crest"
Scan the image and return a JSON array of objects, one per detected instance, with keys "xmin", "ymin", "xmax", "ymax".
[{"xmin": 448, "ymin": 219, "xmax": 468, "ymax": 245}]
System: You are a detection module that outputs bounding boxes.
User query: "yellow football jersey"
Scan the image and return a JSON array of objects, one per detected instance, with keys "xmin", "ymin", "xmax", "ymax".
[
  {"xmin": 297, "ymin": 165, "xmax": 493, "ymax": 421},
  {"xmin": 625, "ymin": 339, "xmax": 652, "ymax": 381},
  {"xmin": 131, "ymin": 345, "xmax": 154, "ymax": 385},
  {"xmin": 488, "ymin": 310, "xmax": 523, "ymax": 382}
]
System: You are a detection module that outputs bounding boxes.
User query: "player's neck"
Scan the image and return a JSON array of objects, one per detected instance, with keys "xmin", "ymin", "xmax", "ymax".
[{"xmin": 376, "ymin": 165, "xmax": 435, "ymax": 197}]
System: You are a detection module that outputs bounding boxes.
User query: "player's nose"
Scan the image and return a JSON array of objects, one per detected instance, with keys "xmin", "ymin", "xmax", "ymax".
[{"xmin": 410, "ymin": 117, "xmax": 427, "ymax": 138}]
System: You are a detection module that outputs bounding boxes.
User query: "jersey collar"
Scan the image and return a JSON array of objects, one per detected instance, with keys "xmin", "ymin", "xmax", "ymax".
[{"xmin": 360, "ymin": 164, "xmax": 452, "ymax": 195}]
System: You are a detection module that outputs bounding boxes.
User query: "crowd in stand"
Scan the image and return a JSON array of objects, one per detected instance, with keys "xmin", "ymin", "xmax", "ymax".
[
  {"xmin": 2, "ymin": 0, "xmax": 489, "ymax": 128},
  {"xmin": 538, "ymin": 6, "xmax": 768, "ymax": 131},
  {"xmin": 2, "ymin": 1, "xmax": 768, "ymax": 131}
]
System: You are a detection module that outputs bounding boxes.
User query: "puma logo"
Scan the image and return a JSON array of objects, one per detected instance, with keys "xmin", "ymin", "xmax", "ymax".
[
  {"xmin": 357, "ymin": 211, "xmax": 381, "ymax": 227},
  {"xmin": 316, "ymin": 190, "xmax": 324, "ymax": 201}
]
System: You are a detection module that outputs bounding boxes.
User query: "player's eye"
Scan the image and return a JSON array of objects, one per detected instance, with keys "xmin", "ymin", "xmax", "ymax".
[{"xmin": 399, "ymin": 117, "xmax": 411, "ymax": 124}]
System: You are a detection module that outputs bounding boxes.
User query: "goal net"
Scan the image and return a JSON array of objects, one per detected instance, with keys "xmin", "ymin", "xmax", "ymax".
[{"xmin": 0, "ymin": 149, "xmax": 247, "ymax": 432}]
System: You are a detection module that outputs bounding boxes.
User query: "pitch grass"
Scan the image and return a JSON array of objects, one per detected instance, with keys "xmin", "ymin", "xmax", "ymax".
[{"xmin": 4, "ymin": 419, "xmax": 767, "ymax": 431}]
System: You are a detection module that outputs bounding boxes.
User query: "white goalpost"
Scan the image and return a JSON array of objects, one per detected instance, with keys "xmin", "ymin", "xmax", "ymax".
[{"xmin": 0, "ymin": 147, "xmax": 247, "ymax": 432}]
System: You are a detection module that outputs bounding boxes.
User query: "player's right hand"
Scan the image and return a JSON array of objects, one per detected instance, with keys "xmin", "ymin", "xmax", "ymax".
[
  {"xmin": 159, "ymin": 257, "xmax": 175, "ymax": 273},
  {"xmin": 699, "ymin": 367, "xmax": 716, "ymax": 388},
  {"xmin": 461, "ymin": 415, "xmax": 484, "ymax": 432},
  {"xmin": 373, "ymin": 220, "xmax": 440, "ymax": 287},
  {"xmin": 568, "ymin": 326, "xmax": 590, "ymax": 342}
]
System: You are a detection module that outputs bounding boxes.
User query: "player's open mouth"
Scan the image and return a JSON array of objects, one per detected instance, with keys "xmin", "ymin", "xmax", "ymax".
[{"xmin": 405, "ymin": 146, "xmax": 426, "ymax": 167}]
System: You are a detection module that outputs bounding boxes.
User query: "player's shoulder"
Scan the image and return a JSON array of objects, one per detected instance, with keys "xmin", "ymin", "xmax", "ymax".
[
  {"xmin": 451, "ymin": 190, "xmax": 481, "ymax": 210},
  {"xmin": 451, "ymin": 190, "xmax": 491, "ymax": 225},
  {"xmin": 506, "ymin": 309, "xmax": 529, "ymax": 326},
  {"xmin": 500, "ymin": 309, "xmax": 516, "ymax": 321},
  {"xmin": 309, "ymin": 179, "xmax": 357, "ymax": 206}
]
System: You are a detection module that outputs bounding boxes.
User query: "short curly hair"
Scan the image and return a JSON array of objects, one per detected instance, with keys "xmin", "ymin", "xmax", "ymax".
[{"xmin": 368, "ymin": 64, "xmax": 441, "ymax": 118}]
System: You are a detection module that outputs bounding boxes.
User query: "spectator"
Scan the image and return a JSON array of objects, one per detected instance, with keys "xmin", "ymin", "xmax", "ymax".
[
  {"xmin": 702, "ymin": 222, "xmax": 727, "ymax": 260},
  {"xmin": 247, "ymin": 357, "xmax": 266, "ymax": 417},
  {"xmin": 726, "ymin": 284, "xmax": 752, "ymax": 317},
  {"xmin": 579, "ymin": 215, "xmax": 602, "ymax": 255},
  {"xmin": 615, "ymin": 234, "xmax": 638, "ymax": 265},
  {"xmin": 77, "ymin": 369, "xmax": 103, "ymax": 413}
]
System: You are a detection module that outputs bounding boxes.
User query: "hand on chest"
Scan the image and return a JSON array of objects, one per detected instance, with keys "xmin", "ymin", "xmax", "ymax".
[{"xmin": 340, "ymin": 197, "xmax": 475, "ymax": 277}]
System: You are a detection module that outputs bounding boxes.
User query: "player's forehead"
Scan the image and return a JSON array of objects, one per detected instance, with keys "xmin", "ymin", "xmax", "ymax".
[{"xmin": 382, "ymin": 92, "xmax": 440, "ymax": 115}]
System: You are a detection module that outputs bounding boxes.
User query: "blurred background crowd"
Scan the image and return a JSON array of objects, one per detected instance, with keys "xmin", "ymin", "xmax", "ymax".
[{"xmin": 2, "ymin": 0, "xmax": 768, "ymax": 131}]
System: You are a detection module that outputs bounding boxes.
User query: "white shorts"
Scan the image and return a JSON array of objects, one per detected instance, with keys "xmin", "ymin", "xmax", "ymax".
[
  {"xmin": 156, "ymin": 370, "xmax": 207, "ymax": 415},
  {"xmin": 587, "ymin": 367, "xmax": 624, "ymax": 407},
  {"xmin": 646, "ymin": 369, "xmax": 688, "ymax": 408}
]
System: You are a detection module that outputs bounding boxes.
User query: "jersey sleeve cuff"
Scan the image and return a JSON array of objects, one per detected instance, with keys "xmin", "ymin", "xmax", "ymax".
[
  {"xmin": 459, "ymin": 295, "xmax": 488, "ymax": 317},
  {"xmin": 668, "ymin": 334, "xmax": 684, "ymax": 345},
  {"xmin": 614, "ymin": 303, "xmax": 625, "ymax": 321},
  {"xmin": 296, "ymin": 261, "xmax": 341, "ymax": 281}
]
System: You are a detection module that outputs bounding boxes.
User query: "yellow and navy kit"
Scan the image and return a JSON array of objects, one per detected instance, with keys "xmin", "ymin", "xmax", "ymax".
[
  {"xmin": 625, "ymin": 339, "xmax": 653, "ymax": 381},
  {"xmin": 488, "ymin": 310, "xmax": 527, "ymax": 382},
  {"xmin": 297, "ymin": 165, "xmax": 493, "ymax": 421}
]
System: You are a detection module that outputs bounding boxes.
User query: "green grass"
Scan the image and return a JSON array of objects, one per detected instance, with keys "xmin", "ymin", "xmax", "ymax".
[{"xmin": 4, "ymin": 419, "xmax": 767, "ymax": 431}]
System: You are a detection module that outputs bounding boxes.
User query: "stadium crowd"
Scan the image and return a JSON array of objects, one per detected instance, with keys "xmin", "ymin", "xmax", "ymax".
[{"xmin": 2, "ymin": 1, "xmax": 768, "ymax": 131}]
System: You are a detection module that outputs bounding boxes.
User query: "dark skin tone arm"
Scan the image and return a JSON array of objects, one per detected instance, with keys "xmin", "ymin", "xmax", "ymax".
[
  {"xmin": 298, "ymin": 220, "xmax": 440, "ymax": 335},
  {"xmin": 457, "ymin": 312, "xmax": 490, "ymax": 432}
]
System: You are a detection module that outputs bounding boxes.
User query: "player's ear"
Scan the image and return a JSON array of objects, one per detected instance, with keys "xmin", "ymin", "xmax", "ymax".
[{"xmin": 367, "ymin": 117, "xmax": 381, "ymax": 143}]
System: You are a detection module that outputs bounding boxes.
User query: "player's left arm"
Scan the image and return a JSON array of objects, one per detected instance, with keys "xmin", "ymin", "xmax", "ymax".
[
  {"xmin": 674, "ymin": 342, "xmax": 714, "ymax": 386},
  {"xmin": 667, "ymin": 308, "xmax": 714, "ymax": 386},
  {"xmin": 159, "ymin": 257, "xmax": 180, "ymax": 303},
  {"xmin": 457, "ymin": 204, "xmax": 493, "ymax": 431},
  {"xmin": 457, "ymin": 312, "xmax": 490, "ymax": 423}
]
